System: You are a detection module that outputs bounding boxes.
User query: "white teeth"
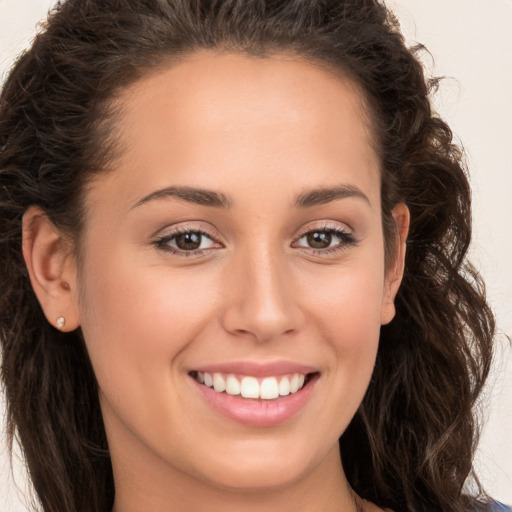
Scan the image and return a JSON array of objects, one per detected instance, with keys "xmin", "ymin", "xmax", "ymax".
[
  {"xmin": 289, "ymin": 373, "xmax": 300, "ymax": 393},
  {"xmin": 225, "ymin": 375, "xmax": 241, "ymax": 395},
  {"xmin": 196, "ymin": 371, "xmax": 310, "ymax": 400},
  {"xmin": 278, "ymin": 376, "xmax": 290, "ymax": 396},
  {"xmin": 213, "ymin": 373, "xmax": 226, "ymax": 392},
  {"xmin": 240, "ymin": 376, "xmax": 260, "ymax": 398},
  {"xmin": 260, "ymin": 377, "xmax": 279, "ymax": 399},
  {"xmin": 204, "ymin": 372, "xmax": 213, "ymax": 387}
]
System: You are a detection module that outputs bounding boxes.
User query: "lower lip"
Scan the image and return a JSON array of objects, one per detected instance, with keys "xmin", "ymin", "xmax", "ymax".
[{"xmin": 190, "ymin": 374, "xmax": 318, "ymax": 427}]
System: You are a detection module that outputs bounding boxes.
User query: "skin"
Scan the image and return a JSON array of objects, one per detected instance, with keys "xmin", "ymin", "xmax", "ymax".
[{"xmin": 23, "ymin": 52, "xmax": 408, "ymax": 512}]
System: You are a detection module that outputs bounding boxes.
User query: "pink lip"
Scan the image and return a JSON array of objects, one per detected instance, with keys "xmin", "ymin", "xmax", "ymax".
[
  {"xmin": 192, "ymin": 360, "xmax": 318, "ymax": 377},
  {"xmin": 189, "ymin": 370, "xmax": 319, "ymax": 427}
]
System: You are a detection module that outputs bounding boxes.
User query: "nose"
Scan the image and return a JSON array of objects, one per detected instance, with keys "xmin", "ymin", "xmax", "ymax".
[{"xmin": 220, "ymin": 245, "xmax": 304, "ymax": 343}]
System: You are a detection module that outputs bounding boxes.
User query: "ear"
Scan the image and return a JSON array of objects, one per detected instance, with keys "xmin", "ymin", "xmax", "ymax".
[
  {"xmin": 22, "ymin": 206, "xmax": 80, "ymax": 332},
  {"xmin": 380, "ymin": 202, "xmax": 410, "ymax": 325}
]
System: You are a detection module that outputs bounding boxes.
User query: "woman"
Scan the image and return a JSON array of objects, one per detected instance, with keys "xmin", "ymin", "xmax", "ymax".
[{"xmin": 0, "ymin": 1, "xmax": 507, "ymax": 511}]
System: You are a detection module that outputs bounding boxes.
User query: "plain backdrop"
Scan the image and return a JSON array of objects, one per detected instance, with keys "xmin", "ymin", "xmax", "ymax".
[{"xmin": 0, "ymin": 0, "xmax": 511, "ymax": 509}]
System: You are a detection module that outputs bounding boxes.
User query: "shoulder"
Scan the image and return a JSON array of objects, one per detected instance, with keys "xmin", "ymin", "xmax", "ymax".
[
  {"xmin": 468, "ymin": 500, "xmax": 512, "ymax": 512},
  {"xmin": 487, "ymin": 502, "xmax": 512, "ymax": 512}
]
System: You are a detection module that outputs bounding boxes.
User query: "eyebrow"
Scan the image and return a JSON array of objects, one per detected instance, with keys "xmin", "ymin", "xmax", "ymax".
[
  {"xmin": 131, "ymin": 183, "xmax": 370, "ymax": 210},
  {"xmin": 293, "ymin": 184, "xmax": 371, "ymax": 208},
  {"xmin": 132, "ymin": 186, "xmax": 233, "ymax": 209}
]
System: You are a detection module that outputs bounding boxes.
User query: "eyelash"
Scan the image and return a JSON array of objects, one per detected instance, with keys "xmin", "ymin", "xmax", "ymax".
[
  {"xmin": 153, "ymin": 224, "xmax": 357, "ymax": 257},
  {"xmin": 293, "ymin": 224, "xmax": 358, "ymax": 255},
  {"xmin": 153, "ymin": 226, "xmax": 219, "ymax": 257}
]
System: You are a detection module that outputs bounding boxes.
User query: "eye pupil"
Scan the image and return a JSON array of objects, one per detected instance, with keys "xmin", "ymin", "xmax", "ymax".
[
  {"xmin": 307, "ymin": 231, "xmax": 331, "ymax": 249},
  {"xmin": 175, "ymin": 232, "xmax": 202, "ymax": 250}
]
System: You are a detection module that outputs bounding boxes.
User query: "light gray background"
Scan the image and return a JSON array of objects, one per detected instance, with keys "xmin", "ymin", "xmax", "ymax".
[{"xmin": 1, "ymin": 0, "xmax": 511, "ymax": 509}]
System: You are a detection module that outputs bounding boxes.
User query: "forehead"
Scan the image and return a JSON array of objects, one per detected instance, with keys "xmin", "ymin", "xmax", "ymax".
[
  {"xmin": 86, "ymin": 52, "xmax": 380, "ymax": 214},
  {"xmin": 115, "ymin": 51, "xmax": 375, "ymax": 150}
]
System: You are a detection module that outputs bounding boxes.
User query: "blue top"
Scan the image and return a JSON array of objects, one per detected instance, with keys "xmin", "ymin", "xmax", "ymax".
[{"xmin": 489, "ymin": 502, "xmax": 512, "ymax": 512}]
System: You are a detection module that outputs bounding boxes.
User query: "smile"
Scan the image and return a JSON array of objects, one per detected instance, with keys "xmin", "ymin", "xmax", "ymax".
[
  {"xmin": 191, "ymin": 371, "xmax": 308, "ymax": 400},
  {"xmin": 188, "ymin": 366, "xmax": 319, "ymax": 427}
]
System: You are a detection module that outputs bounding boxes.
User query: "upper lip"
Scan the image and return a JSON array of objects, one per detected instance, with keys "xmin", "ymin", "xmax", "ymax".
[{"xmin": 191, "ymin": 360, "xmax": 319, "ymax": 377}]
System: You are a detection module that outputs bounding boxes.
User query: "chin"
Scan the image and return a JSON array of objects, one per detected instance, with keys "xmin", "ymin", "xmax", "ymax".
[
  {"xmin": 186, "ymin": 437, "xmax": 332, "ymax": 494},
  {"xmin": 199, "ymin": 464, "xmax": 308, "ymax": 494}
]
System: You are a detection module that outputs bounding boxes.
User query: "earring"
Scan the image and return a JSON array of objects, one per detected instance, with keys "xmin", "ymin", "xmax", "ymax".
[{"xmin": 56, "ymin": 316, "xmax": 66, "ymax": 331}]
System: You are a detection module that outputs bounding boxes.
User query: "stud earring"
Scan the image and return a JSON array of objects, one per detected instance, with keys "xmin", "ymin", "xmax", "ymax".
[{"xmin": 56, "ymin": 316, "xmax": 66, "ymax": 331}]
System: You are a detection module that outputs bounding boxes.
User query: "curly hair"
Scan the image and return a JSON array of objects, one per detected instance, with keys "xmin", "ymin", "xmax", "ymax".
[{"xmin": 0, "ymin": 1, "xmax": 495, "ymax": 511}]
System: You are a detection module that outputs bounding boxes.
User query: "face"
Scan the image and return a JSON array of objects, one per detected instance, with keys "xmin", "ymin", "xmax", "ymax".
[{"xmin": 74, "ymin": 53, "xmax": 405, "ymax": 497}]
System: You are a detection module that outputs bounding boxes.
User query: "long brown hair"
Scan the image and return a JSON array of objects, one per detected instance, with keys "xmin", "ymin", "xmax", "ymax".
[{"xmin": 0, "ymin": 1, "xmax": 495, "ymax": 511}]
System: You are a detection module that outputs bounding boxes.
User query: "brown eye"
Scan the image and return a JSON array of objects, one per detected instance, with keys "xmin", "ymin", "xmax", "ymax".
[
  {"xmin": 306, "ymin": 231, "xmax": 332, "ymax": 249},
  {"xmin": 156, "ymin": 229, "xmax": 217, "ymax": 254},
  {"xmin": 294, "ymin": 227, "xmax": 356, "ymax": 253},
  {"xmin": 175, "ymin": 232, "xmax": 203, "ymax": 250}
]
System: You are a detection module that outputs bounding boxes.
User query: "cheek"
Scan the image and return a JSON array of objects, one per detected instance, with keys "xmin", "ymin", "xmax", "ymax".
[
  {"xmin": 76, "ymin": 247, "xmax": 220, "ymax": 392},
  {"xmin": 275, "ymin": 262, "xmax": 385, "ymax": 444},
  {"xmin": 298, "ymin": 260, "xmax": 385, "ymax": 393},
  {"xmin": 300, "ymin": 261, "xmax": 385, "ymax": 343}
]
